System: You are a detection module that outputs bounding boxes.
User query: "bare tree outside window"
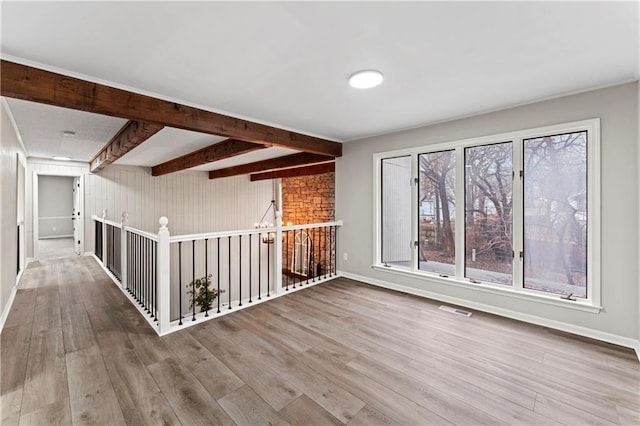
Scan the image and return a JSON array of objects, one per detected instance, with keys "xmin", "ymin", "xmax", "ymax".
[
  {"xmin": 523, "ymin": 132, "xmax": 587, "ymax": 298},
  {"xmin": 418, "ymin": 150, "xmax": 455, "ymax": 275},
  {"xmin": 464, "ymin": 142, "xmax": 513, "ymax": 285}
]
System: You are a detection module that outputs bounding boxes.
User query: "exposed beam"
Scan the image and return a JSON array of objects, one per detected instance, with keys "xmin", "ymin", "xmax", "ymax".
[
  {"xmin": 152, "ymin": 139, "xmax": 266, "ymax": 176},
  {"xmin": 208, "ymin": 152, "xmax": 332, "ymax": 180},
  {"xmin": 90, "ymin": 120, "xmax": 163, "ymax": 173},
  {"xmin": 250, "ymin": 162, "xmax": 335, "ymax": 181},
  {"xmin": 1, "ymin": 60, "xmax": 342, "ymax": 157}
]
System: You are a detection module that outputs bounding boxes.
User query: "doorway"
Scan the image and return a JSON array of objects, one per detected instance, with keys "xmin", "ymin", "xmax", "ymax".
[{"xmin": 33, "ymin": 173, "xmax": 84, "ymax": 260}]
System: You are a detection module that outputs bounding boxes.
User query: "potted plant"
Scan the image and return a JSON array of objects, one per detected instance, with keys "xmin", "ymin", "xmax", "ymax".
[{"xmin": 186, "ymin": 274, "xmax": 224, "ymax": 312}]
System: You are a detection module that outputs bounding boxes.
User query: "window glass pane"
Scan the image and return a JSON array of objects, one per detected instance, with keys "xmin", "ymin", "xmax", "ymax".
[
  {"xmin": 523, "ymin": 132, "xmax": 587, "ymax": 298},
  {"xmin": 381, "ymin": 156, "xmax": 412, "ymax": 268},
  {"xmin": 465, "ymin": 142, "xmax": 513, "ymax": 285},
  {"xmin": 418, "ymin": 150, "xmax": 456, "ymax": 275}
]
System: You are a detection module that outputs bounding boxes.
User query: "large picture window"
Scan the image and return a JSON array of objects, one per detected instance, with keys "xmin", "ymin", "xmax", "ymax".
[{"xmin": 374, "ymin": 119, "xmax": 600, "ymax": 310}]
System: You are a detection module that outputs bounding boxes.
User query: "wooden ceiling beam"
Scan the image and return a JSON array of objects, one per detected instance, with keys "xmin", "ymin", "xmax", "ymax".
[
  {"xmin": 208, "ymin": 152, "xmax": 332, "ymax": 180},
  {"xmin": 1, "ymin": 60, "xmax": 342, "ymax": 157},
  {"xmin": 90, "ymin": 120, "xmax": 163, "ymax": 173},
  {"xmin": 250, "ymin": 162, "xmax": 335, "ymax": 181},
  {"xmin": 151, "ymin": 139, "xmax": 266, "ymax": 176}
]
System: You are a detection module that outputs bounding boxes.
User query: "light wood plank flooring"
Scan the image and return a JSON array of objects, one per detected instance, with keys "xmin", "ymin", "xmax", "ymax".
[{"xmin": 2, "ymin": 256, "xmax": 638, "ymax": 425}]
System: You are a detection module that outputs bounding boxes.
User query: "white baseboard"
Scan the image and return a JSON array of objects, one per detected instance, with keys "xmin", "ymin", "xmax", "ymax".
[
  {"xmin": 339, "ymin": 271, "xmax": 640, "ymax": 357},
  {"xmin": 0, "ymin": 277, "xmax": 21, "ymax": 333}
]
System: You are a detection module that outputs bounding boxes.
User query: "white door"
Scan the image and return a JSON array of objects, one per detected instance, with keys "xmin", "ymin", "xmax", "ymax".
[{"xmin": 73, "ymin": 177, "xmax": 81, "ymax": 255}]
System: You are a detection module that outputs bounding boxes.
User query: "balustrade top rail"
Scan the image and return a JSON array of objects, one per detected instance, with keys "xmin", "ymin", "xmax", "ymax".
[
  {"xmin": 93, "ymin": 215, "xmax": 158, "ymax": 241},
  {"xmin": 94, "ymin": 215, "xmax": 342, "ymax": 244},
  {"xmin": 168, "ymin": 220, "xmax": 342, "ymax": 244},
  {"xmin": 125, "ymin": 227, "xmax": 159, "ymax": 242}
]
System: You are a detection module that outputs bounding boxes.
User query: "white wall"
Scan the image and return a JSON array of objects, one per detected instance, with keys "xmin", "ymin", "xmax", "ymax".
[
  {"xmin": 0, "ymin": 100, "xmax": 27, "ymax": 329},
  {"xmin": 38, "ymin": 175, "xmax": 74, "ymax": 238},
  {"xmin": 337, "ymin": 81, "xmax": 639, "ymax": 344}
]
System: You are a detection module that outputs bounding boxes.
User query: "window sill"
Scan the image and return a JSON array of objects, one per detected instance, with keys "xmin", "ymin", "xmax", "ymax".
[{"xmin": 371, "ymin": 264, "xmax": 602, "ymax": 314}]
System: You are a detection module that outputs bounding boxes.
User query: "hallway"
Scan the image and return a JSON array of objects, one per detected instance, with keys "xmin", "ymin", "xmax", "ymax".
[{"xmin": 1, "ymin": 256, "xmax": 638, "ymax": 425}]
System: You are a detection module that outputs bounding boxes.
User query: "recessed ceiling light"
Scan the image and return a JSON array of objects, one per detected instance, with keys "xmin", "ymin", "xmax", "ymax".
[
  {"xmin": 62, "ymin": 130, "xmax": 76, "ymax": 137},
  {"xmin": 349, "ymin": 70, "xmax": 384, "ymax": 89},
  {"xmin": 52, "ymin": 156, "xmax": 71, "ymax": 161}
]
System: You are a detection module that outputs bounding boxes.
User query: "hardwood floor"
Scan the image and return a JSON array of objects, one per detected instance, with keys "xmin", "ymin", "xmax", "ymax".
[{"xmin": 2, "ymin": 256, "xmax": 638, "ymax": 425}]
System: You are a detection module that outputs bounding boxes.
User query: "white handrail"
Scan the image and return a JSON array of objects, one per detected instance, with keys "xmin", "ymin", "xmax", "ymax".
[
  {"xmin": 169, "ymin": 226, "xmax": 276, "ymax": 243},
  {"xmin": 168, "ymin": 220, "xmax": 342, "ymax": 244},
  {"xmin": 92, "ymin": 214, "xmax": 104, "ymax": 223},
  {"xmin": 103, "ymin": 218, "xmax": 122, "ymax": 228},
  {"xmin": 282, "ymin": 220, "xmax": 343, "ymax": 232},
  {"xmin": 124, "ymin": 226, "xmax": 159, "ymax": 242}
]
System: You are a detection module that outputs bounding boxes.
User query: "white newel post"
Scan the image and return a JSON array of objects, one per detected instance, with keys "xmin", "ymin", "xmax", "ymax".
[
  {"xmin": 120, "ymin": 212, "xmax": 128, "ymax": 290},
  {"xmin": 102, "ymin": 209, "xmax": 108, "ymax": 265},
  {"xmin": 157, "ymin": 216, "xmax": 171, "ymax": 335},
  {"xmin": 274, "ymin": 210, "xmax": 283, "ymax": 296}
]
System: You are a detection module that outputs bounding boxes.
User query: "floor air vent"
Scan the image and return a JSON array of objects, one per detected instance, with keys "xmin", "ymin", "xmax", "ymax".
[{"xmin": 438, "ymin": 305, "xmax": 472, "ymax": 317}]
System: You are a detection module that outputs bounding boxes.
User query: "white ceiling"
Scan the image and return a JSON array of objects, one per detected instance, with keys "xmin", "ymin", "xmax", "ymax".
[{"xmin": 1, "ymin": 1, "xmax": 638, "ymax": 169}]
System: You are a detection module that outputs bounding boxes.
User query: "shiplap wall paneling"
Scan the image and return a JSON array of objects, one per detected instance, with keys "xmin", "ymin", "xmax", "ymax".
[{"xmin": 84, "ymin": 164, "xmax": 273, "ymax": 255}]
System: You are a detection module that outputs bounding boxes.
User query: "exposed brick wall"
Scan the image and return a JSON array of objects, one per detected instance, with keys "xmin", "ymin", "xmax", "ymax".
[
  {"xmin": 281, "ymin": 172, "xmax": 335, "ymax": 281},
  {"xmin": 282, "ymin": 172, "xmax": 335, "ymax": 225}
]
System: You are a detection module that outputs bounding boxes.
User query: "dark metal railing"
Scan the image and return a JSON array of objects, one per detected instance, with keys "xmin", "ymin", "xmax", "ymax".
[
  {"xmin": 126, "ymin": 229, "xmax": 158, "ymax": 322},
  {"xmin": 105, "ymin": 222, "xmax": 121, "ymax": 281},
  {"xmin": 282, "ymin": 224, "xmax": 337, "ymax": 291},
  {"xmin": 171, "ymin": 230, "xmax": 273, "ymax": 324},
  {"xmin": 95, "ymin": 219, "xmax": 103, "ymax": 261}
]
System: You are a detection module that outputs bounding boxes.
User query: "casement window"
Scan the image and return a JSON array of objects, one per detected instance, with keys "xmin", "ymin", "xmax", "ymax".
[{"xmin": 374, "ymin": 119, "xmax": 600, "ymax": 312}]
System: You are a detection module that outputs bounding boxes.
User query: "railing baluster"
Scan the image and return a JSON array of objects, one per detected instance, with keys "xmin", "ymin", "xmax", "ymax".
[
  {"xmin": 329, "ymin": 225, "xmax": 333, "ymax": 277},
  {"xmin": 267, "ymin": 236, "xmax": 271, "ymax": 297},
  {"xmin": 228, "ymin": 236, "xmax": 232, "ymax": 310},
  {"xmin": 204, "ymin": 238, "xmax": 209, "ymax": 317},
  {"xmin": 178, "ymin": 241, "xmax": 183, "ymax": 325},
  {"xmin": 325, "ymin": 225, "xmax": 329, "ymax": 278},
  {"xmin": 292, "ymin": 229, "xmax": 296, "ymax": 289},
  {"xmin": 216, "ymin": 237, "xmax": 221, "ymax": 313},
  {"xmin": 258, "ymin": 233, "xmax": 262, "ymax": 300},
  {"xmin": 238, "ymin": 235, "xmax": 242, "ymax": 307},
  {"xmin": 285, "ymin": 230, "xmax": 289, "ymax": 291},
  {"xmin": 306, "ymin": 232, "xmax": 310, "ymax": 285},
  {"xmin": 153, "ymin": 241, "xmax": 157, "ymax": 321},
  {"xmin": 143, "ymin": 236, "xmax": 147, "ymax": 310},
  {"xmin": 192, "ymin": 239, "xmax": 196, "ymax": 321},
  {"xmin": 249, "ymin": 234, "xmax": 253, "ymax": 303},
  {"xmin": 312, "ymin": 227, "xmax": 316, "ymax": 282}
]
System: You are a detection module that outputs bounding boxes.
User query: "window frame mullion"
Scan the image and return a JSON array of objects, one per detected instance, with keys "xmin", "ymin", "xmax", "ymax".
[
  {"xmin": 512, "ymin": 137, "xmax": 524, "ymax": 291},
  {"xmin": 454, "ymin": 147, "xmax": 465, "ymax": 280},
  {"xmin": 411, "ymin": 153, "xmax": 419, "ymax": 272}
]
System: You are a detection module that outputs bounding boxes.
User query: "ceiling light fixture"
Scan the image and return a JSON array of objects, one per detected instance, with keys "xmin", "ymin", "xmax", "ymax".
[
  {"xmin": 52, "ymin": 156, "xmax": 71, "ymax": 161},
  {"xmin": 349, "ymin": 70, "xmax": 384, "ymax": 89},
  {"xmin": 62, "ymin": 130, "xmax": 76, "ymax": 137}
]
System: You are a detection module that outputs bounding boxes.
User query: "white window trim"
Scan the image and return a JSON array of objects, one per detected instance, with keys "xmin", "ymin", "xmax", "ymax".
[{"xmin": 373, "ymin": 118, "xmax": 601, "ymax": 313}]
